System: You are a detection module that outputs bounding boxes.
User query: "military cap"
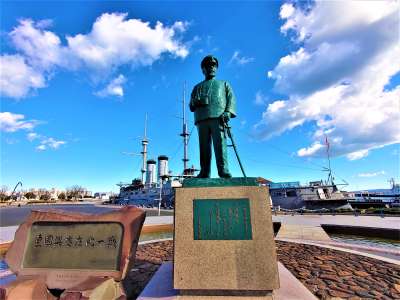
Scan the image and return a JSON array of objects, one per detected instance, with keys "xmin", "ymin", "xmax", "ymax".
[{"xmin": 201, "ymin": 55, "xmax": 219, "ymax": 69}]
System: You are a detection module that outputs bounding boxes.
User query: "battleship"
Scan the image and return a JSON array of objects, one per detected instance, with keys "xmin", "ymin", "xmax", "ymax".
[
  {"xmin": 113, "ymin": 86, "xmax": 395, "ymax": 211},
  {"xmin": 114, "ymin": 85, "xmax": 195, "ymax": 209},
  {"xmin": 350, "ymin": 178, "xmax": 400, "ymax": 208}
]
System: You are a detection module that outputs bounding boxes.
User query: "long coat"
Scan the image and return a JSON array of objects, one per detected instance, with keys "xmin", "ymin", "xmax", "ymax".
[{"xmin": 190, "ymin": 79, "xmax": 236, "ymax": 124}]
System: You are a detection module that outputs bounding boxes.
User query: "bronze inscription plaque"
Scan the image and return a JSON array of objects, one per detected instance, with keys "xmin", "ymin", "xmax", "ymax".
[
  {"xmin": 193, "ymin": 198, "xmax": 252, "ymax": 240},
  {"xmin": 23, "ymin": 221, "xmax": 123, "ymax": 270}
]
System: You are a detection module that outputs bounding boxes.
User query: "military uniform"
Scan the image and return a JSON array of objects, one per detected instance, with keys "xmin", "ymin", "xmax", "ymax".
[{"xmin": 190, "ymin": 78, "xmax": 236, "ymax": 177}]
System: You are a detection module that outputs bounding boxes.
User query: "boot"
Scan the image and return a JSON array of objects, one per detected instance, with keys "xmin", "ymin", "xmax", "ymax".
[{"xmin": 218, "ymin": 172, "xmax": 232, "ymax": 178}]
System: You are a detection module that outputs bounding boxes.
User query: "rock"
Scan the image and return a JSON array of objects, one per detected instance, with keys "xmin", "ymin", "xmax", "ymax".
[
  {"xmin": 348, "ymin": 285, "xmax": 366, "ymax": 292},
  {"xmin": 371, "ymin": 290, "xmax": 385, "ymax": 298},
  {"xmin": 329, "ymin": 289, "xmax": 354, "ymax": 298},
  {"xmin": 338, "ymin": 271, "xmax": 352, "ymax": 276},
  {"xmin": 316, "ymin": 289, "xmax": 328, "ymax": 298},
  {"xmin": 320, "ymin": 274, "xmax": 341, "ymax": 282},
  {"xmin": 320, "ymin": 265, "xmax": 334, "ymax": 271},
  {"xmin": 331, "ymin": 285, "xmax": 355, "ymax": 294},
  {"xmin": 353, "ymin": 270, "xmax": 370, "ymax": 277},
  {"xmin": 355, "ymin": 290, "xmax": 375, "ymax": 298}
]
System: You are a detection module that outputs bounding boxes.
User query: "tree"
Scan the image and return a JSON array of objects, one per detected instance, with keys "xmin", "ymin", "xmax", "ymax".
[
  {"xmin": 40, "ymin": 192, "xmax": 51, "ymax": 201},
  {"xmin": 67, "ymin": 185, "xmax": 84, "ymax": 201},
  {"xmin": 58, "ymin": 192, "xmax": 66, "ymax": 200},
  {"xmin": 0, "ymin": 186, "xmax": 9, "ymax": 202},
  {"xmin": 25, "ymin": 192, "xmax": 36, "ymax": 200}
]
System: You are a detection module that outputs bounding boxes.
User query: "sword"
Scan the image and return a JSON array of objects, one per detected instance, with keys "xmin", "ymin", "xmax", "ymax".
[{"xmin": 222, "ymin": 119, "xmax": 247, "ymax": 178}]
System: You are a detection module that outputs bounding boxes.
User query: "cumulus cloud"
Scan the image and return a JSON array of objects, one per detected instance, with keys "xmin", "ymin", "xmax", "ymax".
[
  {"xmin": 256, "ymin": 1, "xmax": 400, "ymax": 161},
  {"xmin": 67, "ymin": 13, "xmax": 188, "ymax": 73},
  {"xmin": 1, "ymin": 13, "xmax": 190, "ymax": 99},
  {"xmin": 95, "ymin": 74, "xmax": 126, "ymax": 97},
  {"xmin": 0, "ymin": 112, "xmax": 38, "ymax": 132},
  {"xmin": 229, "ymin": 50, "xmax": 254, "ymax": 66},
  {"xmin": 9, "ymin": 19, "xmax": 67, "ymax": 70},
  {"xmin": 0, "ymin": 54, "xmax": 46, "ymax": 98},
  {"xmin": 254, "ymin": 90, "xmax": 268, "ymax": 106},
  {"xmin": 358, "ymin": 170, "xmax": 385, "ymax": 178}
]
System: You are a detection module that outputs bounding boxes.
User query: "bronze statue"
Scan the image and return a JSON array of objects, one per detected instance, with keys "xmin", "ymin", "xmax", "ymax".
[{"xmin": 190, "ymin": 55, "xmax": 236, "ymax": 178}]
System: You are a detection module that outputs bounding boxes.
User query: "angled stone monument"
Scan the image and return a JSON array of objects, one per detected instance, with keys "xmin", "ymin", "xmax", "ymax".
[
  {"xmin": 4, "ymin": 206, "xmax": 146, "ymax": 299},
  {"xmin": 173, "ymin": 56, "xmax": 280, "ymax": 298}
]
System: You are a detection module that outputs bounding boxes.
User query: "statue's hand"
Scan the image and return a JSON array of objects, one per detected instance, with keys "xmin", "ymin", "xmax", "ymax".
[{"xmin": 221, "ymin": 112, "xmax": 231, "ymax": 123}]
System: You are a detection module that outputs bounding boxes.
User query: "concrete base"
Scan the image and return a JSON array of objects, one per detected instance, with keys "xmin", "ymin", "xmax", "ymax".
[
  {"xmin": 137, "ymin": 262, "xmax": 317, "ymax": 300},
  {"xmin": 276, "ymin": 224, "xmax": 331, "ymax": 241}
]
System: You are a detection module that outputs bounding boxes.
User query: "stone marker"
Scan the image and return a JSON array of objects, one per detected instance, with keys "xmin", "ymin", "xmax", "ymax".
[
  {"xmin": 5, "ymin": 206, "xmax": 145, "ymax": 297},
  {"xmin": 174, "ymin": 178, "xmax": 279, "ymax": 296}
]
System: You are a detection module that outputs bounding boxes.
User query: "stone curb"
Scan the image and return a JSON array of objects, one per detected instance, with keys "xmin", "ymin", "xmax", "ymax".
[{"xmin": 139, "ymin": 238, "xmax": 173, "ymax": 245}]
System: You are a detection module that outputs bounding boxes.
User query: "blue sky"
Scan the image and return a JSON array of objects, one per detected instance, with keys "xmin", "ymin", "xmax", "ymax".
[{"xmin": 1, "ymin": 1, "xmax": 399, "ymax": 193}]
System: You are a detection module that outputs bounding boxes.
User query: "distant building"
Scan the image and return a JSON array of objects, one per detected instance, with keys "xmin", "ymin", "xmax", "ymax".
[{"xmin": 94, "ymin": 192, "xmax": 113, "ymax": 200}]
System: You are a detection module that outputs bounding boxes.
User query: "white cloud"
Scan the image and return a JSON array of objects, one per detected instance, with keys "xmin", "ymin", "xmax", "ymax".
[
  {"xmin": 358, "ymin": 170, "xmax": 385, "ymax": 178},
  {"xmin": 297, "ymin": 142, "xmax": 324, "ymax": 157},
  {"xmin": 0, "ymin": 54, "xmax": 46, "ymax": 98},
  {"xmin": 0, "ymin": 112, "xmax": 66, "ymax": 150},
  {"xmin": 254, "ymin": 90, "xmax": 268, "ymax": 106},
  {"xmin": 66, "ymin": 13, "xmax": 188, "ymax": 73},
  {"xmin": 0, "ymin": 112, "xmax": 38, "ymax": 132},
  {"xmin": 27, "ymin": 132, "xmax": 40, "ymax": 141},
  {"xmin": 36, "ymin": 144, "xmax": 46, "ymax": 151},
  {"xmin": 95, "ymin": 74, "xmax": 126, "ymax": 97},
  {"xmin": 280, "ymin": 3, "xmax": 295, "ymax": 19},
  {"xmin": 256, "ymin": 1, "xmax": 400, "ymax": 160},
  {"xmin": 37, "ymin": 137, "xmax": 66, "ymax": 151},
  {"xmin": 42, "ymin": 137, "xmax": 66, "ymax": 149},
  {"xmin": 1, "ymin": 13, "xmax": 190, "ymax": 99},
  {"xmin": 10, "ymin": 19, "xmax": 67, "ymax": 70},
  {"xmin": 347, "ymin": 150, "xmax": 370, "ymax": 161},
  {"xmin": 229, "ymin": 51, "xmax": 254, "ymax": 66}
]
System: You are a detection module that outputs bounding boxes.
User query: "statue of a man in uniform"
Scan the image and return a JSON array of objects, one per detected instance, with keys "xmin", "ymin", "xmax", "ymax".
[{"xmin": 190, "ymin": 55, "xmax": 236, "ymax": 178}]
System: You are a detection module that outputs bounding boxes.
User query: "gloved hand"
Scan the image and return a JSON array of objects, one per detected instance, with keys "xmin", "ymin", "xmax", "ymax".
[{"xmin": 221, "ymin": 112, "xmax": 231, "ymax": 123}]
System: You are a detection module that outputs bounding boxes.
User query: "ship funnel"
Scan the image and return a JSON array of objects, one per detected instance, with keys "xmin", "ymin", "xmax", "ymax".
[
  {"xmin": 158, "ymin": 155, "xmax": 169, "ymax": 182},
  {"xmin": 146, "ymin": 159, "xmax": 157, "ymax": 185}
]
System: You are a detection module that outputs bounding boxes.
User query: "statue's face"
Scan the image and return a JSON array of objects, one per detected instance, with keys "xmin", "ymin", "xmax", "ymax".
[{"xmin": 202, "ymin": 62, "xmax": 217, "ymax": 79}]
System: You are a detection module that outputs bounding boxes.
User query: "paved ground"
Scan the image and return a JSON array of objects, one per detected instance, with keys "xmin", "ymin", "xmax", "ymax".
[
  {"xmin": 122, "ymin": 214, "xmax": 400, "ymax": 229},
  {"xmin": 276, "ymin": 224, "xmax": 331, "ymax": 241},
  {"xmin": 272, "ymin": 214, "xmax": 399, "ymax": 229},
  {"xmin": 1, "ymin": 214, "xmax": 398, "ymax": 244}
]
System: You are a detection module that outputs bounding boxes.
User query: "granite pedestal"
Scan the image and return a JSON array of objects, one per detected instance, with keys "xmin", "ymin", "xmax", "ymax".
[{"xmin": 174, "ymin": 178, "xmax": 279, "ymax": 297}]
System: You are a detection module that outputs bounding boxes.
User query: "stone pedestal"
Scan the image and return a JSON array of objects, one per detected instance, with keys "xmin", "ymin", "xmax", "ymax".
[{"xmin": 173, "ymin": 178, "xmax": 279, "ymax": 297}]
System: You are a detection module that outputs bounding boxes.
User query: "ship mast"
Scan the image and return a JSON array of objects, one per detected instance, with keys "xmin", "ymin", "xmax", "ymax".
[
  {"xmin": 141, "ymin": 114, "xmax": 148, "ymax": 185},
  {"xmin": 180, "ymin": 81, "xmax": 189, "ymax": 173},
  {"xmin": 324, "ymin": 134, "xmax": 333, "ymax": 185}
]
